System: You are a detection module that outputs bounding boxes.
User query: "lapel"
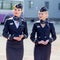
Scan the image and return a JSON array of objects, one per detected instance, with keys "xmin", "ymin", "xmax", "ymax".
[
  {"xmin": 12, "ymin": 20, "xmax": 23, "ymax": 30},
  {"xmin": 12, "ymin": 20, "xmax": 19, "ymax": 29}
]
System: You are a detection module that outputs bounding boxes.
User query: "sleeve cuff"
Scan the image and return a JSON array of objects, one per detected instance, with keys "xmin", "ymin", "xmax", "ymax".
[
  {"xmin": 8, "ymin": 34, "xmax": 14, "ymax": 40},
  {"xmin": 49, "ymin": 38, "xmax": 53, "ymax": 43},
  {"xmin": 34, "ymin": 38, "xmax": 38, "ymax": 44},
  {"xmin": 24, "ymin": 34, "xmax": 28, "ymax": 38}
]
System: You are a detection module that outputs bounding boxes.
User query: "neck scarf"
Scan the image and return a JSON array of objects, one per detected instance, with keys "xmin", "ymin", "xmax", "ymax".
[
  {"xmin": 40, "ymin": 19, "xmax": 48, "ymax": 24},
  {"xmin": 13, "ymin": 16, "xmax": 24, "ymax": 26}
]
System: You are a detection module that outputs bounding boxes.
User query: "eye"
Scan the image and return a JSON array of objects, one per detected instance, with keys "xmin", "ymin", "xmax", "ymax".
[
  {"xmin": 18, "ymin": 9, "xmax": 20, "ymax": 11},
  {"xmin": 17, "ymin": 8, "xmax": 21, "ymax": 11},
  {"xmin": 42, "ymin": 14, "xmax": 43, "ymax": 15},
  {"xmin": 14, "ymin": 9, "xmax": 17, "ymax": 11}
]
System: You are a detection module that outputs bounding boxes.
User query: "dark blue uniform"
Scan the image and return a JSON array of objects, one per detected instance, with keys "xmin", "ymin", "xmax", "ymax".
[
  {"xmin": 30, "ymin": 20, "xmax": 56, "ymax": 60},
  {"xmin": 2, "ymin": 17, "xmax": 28, "ymax": 60}
]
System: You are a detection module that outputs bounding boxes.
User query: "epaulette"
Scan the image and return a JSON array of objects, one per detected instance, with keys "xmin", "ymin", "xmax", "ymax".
[
  {"xmin": 34, "ymin": 20, "xmax": 40, "ymax": 24},
  {"xmin": 6, "ymin": 17, "xmax": 13, "ymax": 21},
  {"xmin": 8, "ymin": 17, "xmax": 13, "ymax": 20}
]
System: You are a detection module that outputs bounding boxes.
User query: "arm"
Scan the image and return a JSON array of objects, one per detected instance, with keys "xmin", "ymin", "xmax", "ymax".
[
  {"xmin": 13, "ymin": 21, "xmax": 28, "ymax": 41},
  {"xmin": 30, "ymin": 23, "xmax": 38, "ymax": 43},
  {"xmin": 23, "ymin": 21, "xmax": 28, "ymax": 39},
  {"xmin": 2, "ymin": 20, "xmax": 9, "ymax": 39},
  {"xmin": 2, "ymin": 20, "xmax": 14, "ymax": 40},
  {"xmin": 49, "ymin": 23, "xmax": 57, "ymax": 43}
]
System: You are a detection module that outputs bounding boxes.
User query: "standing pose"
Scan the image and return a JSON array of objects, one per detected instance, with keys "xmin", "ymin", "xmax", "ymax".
[
  {"xmin": 30, "ymin": 7, "xmax": 56, "ymax": 60},
  {"xmin": 2, "ymin": 3, "xmax": 28, "ymax": 60}
]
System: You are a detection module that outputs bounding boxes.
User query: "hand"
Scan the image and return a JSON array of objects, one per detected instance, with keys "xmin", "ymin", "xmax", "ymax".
[
  {"xmin": 44, "ymin": 40, "xmax": 49, "ymax": 45},
  {"xmin": 13, "ymin": 37, "xmax": 22, "ymax": 41},
  {"xmin": 38, "ymin": 40, "xmax": 45, "ymax": 44},
  {"xmin": 19, "ymin": 35, "xmax": 24, "ymax": 39}
]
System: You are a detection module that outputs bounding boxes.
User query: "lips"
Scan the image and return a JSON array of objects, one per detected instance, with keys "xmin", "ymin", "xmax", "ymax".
[{"xmin": 40, "ymin": 17, "xmax": 42, "ymax": 18}]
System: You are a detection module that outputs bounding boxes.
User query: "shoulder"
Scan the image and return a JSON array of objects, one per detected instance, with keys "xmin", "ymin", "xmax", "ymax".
[
  {"xmin": 7, "ymin": 17, "xmax": 13, "ymax": 21},
  {"xmin": 33, "ymin": 20, "xmax": 40, "ymax": 25},
  {"xmin": 22, "ymin": 19, "xmax": 26, "ymax": 23},
  {"xmin": 48, "ymin": 22, "xmax": 55, "ymax": 28},
  {"xmin": 4, "ymin": 17, "xmax": 13, "ymax": 24},
  {"xmin": 5, "ymin": 17, "xmax": 13, "ymax": 22},
  {"xmin": 22, "ymin": 19, "xmax": 27, "ymax": 25},
  {"xmin": 32, "ymin": 20, "xmax": 40, "ymax": 28},
  {"xmin": 49, "ymin": 22, "xmax": 54, "ymax": 26},
  {"xmin": 8, "ymin": 17, "xmax": 13, "ymax": 20},
  {"xmin": 34, "ymin": 20, "xmax": 40, "ymax": 24}
]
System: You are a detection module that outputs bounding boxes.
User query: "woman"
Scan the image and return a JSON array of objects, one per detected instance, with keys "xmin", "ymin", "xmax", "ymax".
[
  {"xmin": 2, "ymin": 3, "xmax": 28, "ymax": 60},
  {"xmin": 30, "ymin": 7, "xmax": 56, "ymax": 60}
]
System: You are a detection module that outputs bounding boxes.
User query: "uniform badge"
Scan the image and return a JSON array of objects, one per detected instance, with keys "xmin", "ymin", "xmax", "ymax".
[
  {"xmin": 37, "ymin": 26, "xmax": 40, "ymax": 28},
  {"xmin": 10, "ymin": 23, "xmax": 13, "ymax": 25}
]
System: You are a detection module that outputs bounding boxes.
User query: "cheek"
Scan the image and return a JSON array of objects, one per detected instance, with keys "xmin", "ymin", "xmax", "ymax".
[
  {"xmin": 40, "ymin": 15, "xmax": 43, "ymax": 18},
  {"xmin": 14, "ymin": 10, "xmax": 17, "ymax": 14},
  {"xmin": 42, "ymin": 14, "xmax": 46, "ymax": 18},
  {"xmin": 46, "ymin": 14, "xmax": 48, "ymax": 18},
  {"xmin": 17, "ymin": 12, "xmax": 22, "ymax": 17},
  {"xmin": 19, "ymin": 11, "xmax": 22, "ymax": 15},
  {"xmin": 44, "ymin": 15, "xmax": 47, "ymax": 18},
  {"xmin": 13, "ymin": 11, "xmax": 15, "ymax": 15},
  {"xmin": 38, "ymin": 14, "xmax": 40, "ymax": 18}
]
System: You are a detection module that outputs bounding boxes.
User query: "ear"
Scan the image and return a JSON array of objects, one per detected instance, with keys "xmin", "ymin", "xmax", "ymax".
[
  {"xmin": 22, "ymin": 10, "xmax": 23, "ymax": 12},
  {"xmin": 38, "ymin": 11, "xmax": 40, "ymax": 13},
  {"xmin": 46, "ymin": 11, "xmax": 48, "ymax": 18},
  {"xmin": 38, "ymin": 11, "xmax": 40, "ymax": 18}
]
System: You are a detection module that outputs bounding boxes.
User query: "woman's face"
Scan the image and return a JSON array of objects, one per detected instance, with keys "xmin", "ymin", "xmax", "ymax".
[
  {"xmin": 38, "ymin": 11, "xmax": 48, "ymax": 21},
  {"xmin": 13, "ymin": 7, "xmax": 22, "ymax": 17}
]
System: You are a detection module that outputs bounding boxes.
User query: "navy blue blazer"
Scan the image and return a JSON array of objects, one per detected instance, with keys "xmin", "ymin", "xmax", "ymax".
[
  {"xmin": 2, "ymin": 17, "xmax": 28, "ymax": 42},
  {"xmin": 30, "ymin": 20, "xmax": 56, "ymax": 44}
]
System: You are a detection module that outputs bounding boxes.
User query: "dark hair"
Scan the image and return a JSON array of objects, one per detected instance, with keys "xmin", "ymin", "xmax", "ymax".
[
  {"xmin": 40, "ymin": 7, "xmax": 48, "ymax": 12},
  {"xmin": 15, "ymin": 3, "xmax": 23, "ymax": 9}
]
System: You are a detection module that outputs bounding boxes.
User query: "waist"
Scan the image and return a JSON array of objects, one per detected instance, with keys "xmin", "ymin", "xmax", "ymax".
[
  {"xmin": 35, "ymin": 43, "xmax": 51, "ymax": 46},
  {"xmin": 9, "ymin": 33, "xmax": 23, "ymax": 37},
  {"xmin": 37, "ymin": 37, "xmax": 50, "ymax": 41},
  {"xmin": 6, "ymin": 40, "xmax": 23, "ymax": 48},
  {"xmin": 7, "ymin": 39, "xmax": 23, "ymax": 45}
]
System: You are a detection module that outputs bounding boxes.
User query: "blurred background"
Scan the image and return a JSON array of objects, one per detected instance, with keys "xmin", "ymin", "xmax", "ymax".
[
  {"xmin": 0, "ymin": 0, "xmax": 60, "ymax": 34},
  {"xmin": 0, "ymin": 0, "xmax": 60, "ymax": 35},
  {"xmin": 0, "ymin": 0, "xmax": 60, "ymax": 60}
]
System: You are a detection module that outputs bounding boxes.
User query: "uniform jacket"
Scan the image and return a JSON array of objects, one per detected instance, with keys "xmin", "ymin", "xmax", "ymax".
[
  {"xmin": 2, "ymin": 17, "xmax": 28, "ymax": 45},
  {"xmin": 30, "ymin": 20, "xmax": 56, "ymax": 44}
]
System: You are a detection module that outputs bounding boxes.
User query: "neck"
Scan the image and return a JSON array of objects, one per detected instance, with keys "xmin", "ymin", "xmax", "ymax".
[
  {"xmin": 41, "ymin": 18, "xmax": 46, "ymax": 20},
  {"xmin": 40, "ymin": 19, "xmax": 48, "ymax": 24},
  {"xmin": 13, "ymin": 16, "xmax": 20, "ymax": 21}
]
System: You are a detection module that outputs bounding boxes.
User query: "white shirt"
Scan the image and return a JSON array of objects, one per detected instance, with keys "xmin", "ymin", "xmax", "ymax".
[{"xmin": 13, "ymin": 20, "xmax": 19, "ymax": 28}]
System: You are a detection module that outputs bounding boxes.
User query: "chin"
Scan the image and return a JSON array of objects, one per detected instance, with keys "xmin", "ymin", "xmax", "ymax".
[
  {"xmin": 15, "ymin": 15, "xmax": 19, "ymax": 17},
  {"xmin": 40, "ymin": 18, "xmax": 43, "ymax": 20}
]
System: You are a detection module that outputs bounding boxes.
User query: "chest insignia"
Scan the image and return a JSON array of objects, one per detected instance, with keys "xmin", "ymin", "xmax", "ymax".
[
  {"xmin": 10, "ymin": 23, "xmax": 13, "ymax": 25},
  {"xmin": 37, "ymin": 25, "xmax": 40, "ymax": 28}
]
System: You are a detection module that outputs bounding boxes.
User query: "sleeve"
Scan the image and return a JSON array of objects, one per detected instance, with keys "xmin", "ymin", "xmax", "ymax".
[
  {"xmin": 2, "ymin": 20, "xmax": 9, "ymax": 39},
  {"xmin": 23, "ymin": 21, "xmax": 28, "ymax": 39},
  {"xmin": 49, "ymin": 23, "xmax": 57, "ymax": 43},
  {"xmin": 30, "ymin": 23, "xmax": 38, "ymax": 44},
  {"xmin": 2, "ymin": 20, "xmax": 14, "ymax": 40}
]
